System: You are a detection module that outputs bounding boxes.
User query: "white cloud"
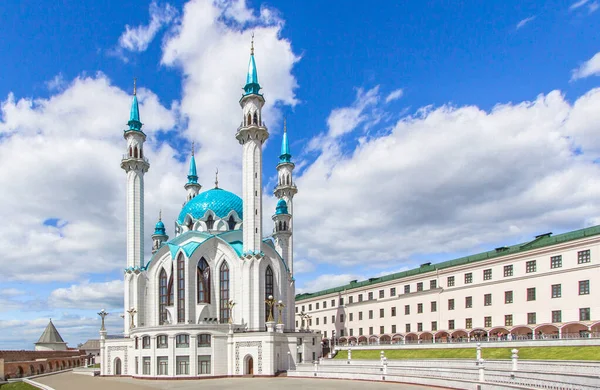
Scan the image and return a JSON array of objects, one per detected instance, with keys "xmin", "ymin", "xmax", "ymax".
[
  {"xmin": 570, "ymin": 0, "xmax": 590, "ymax": 10},
  {"xmin": 589, "ymin": 1, "xmax": 599, "ymax": 13},
  {"xmin": 326, "ymin": 86, "xmax": 379, "ymax": 138},
  {"xmin": 516, "ymin": 16, "xmax": 536, "ymax": 30},
  {"xmin": 0, "ymin": 288, "xmax": 25, "ymax": 297},
  {"xmin": 45, "ymin": 73, "xmax": 66, "ymax": 91},
  {"xmin": 293, "ymin": 259, "xmax": 315, "ymax": 274},
  {"xmin": 49, "ymin": 280, "xmax": 123, "ymax": 309},
  {"xmin": 385, "ymin": 88, "xmax": 404, "ymax": 103},
  {"xmin": 296, "ymin": 274, "xmax": 360, "ymax": 294},
  {"xmin": 569, "ymin": 0, "xmax": 599, "ymax": 12},
  {"xmin": 118, "ymin": 1, "xmax": 178, "ymax": 53},
  {"xmin": 571, "ymin": 52, "xmax": 600, "ymax": 81}
]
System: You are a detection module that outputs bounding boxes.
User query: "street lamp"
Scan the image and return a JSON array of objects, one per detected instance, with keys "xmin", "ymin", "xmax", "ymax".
[
  {"xmin": 265, "ymin": 295, "xmax": 275, "ymax": 322},
  {"xmin": 276, "ymin": 300, "xmax": 285, "ymax": 324},
  {"xmin": 226, "ymin": 300, "xmax": 236, "ymax": 324},
  {"xmin": 97, "ymin": 309, "xmax": 108, "ymax": 331},
  {"xmin": 126, "ymin": 307, "xmax": 137, "ymax": 329}
]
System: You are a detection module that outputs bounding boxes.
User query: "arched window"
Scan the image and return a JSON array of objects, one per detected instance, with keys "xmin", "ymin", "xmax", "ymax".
[
  {"xmin": 228, "ymin": 215, "xmax": 236, "ymax": 230},
  {"xmin": 253, "ymin": 112, "xmax": 258, "ymax": 125},
  {"xmin": 167, "ymin": 268, "xmax": 174, "ymax": 306},
  {"xmin": 197, "ymin": 258, "xmax": 210, "ymax": 303},
  {"xmin": 129, "ymin": 146, "xmax": 133, "ymax": 157},
  {"xmin": 206, "ymin": 215, "xmax": 214, "ymax": 230},
  {"xmin": 220, "ymin": 262, "xmax": 230, "ymax": 323},
  {"xmin": 159, "ymin": 268, "xmax": 168, "ymax": 325},
  {"xmin": 278, "ymin": 221, "xmax": 282, "ymax": 231},
  {"xmin": 287, "ymin": 175, "xmax": 290, "ymax": 185},
  {"xmin": 134, "ymin": 147, "xmax": 138, "ymax": 158},
  {"xmin": 177, "ymin": 254, "xmax": 185, "ymax": 323},
  {"xmin": 140, "ymin": 148, "xmax": 143, "ymax": 158},
  {"xmin": 247, "ymin": 113, "xmax": 251, "ymax": 126},
  {"xmin": 186, "ymin": 219, "xmax": 193, "ymax": 231},
  {"xmin": 283, "ymin": 221, "xmax": 287, "ymax": 231},
  {"xmin": 265, "ymin": 266, "xmax": 274, "ymax": 321}
]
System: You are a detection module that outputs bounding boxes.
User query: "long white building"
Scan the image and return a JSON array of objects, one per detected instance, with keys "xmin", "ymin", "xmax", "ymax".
[{"xmin": 295, "ymin": 226, "xmax": 600, "ymax": 346}]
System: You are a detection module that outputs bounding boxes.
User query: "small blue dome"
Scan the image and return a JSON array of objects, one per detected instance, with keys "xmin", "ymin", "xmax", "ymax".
[
  {"xmin": 275, "ymin": 199, "xmax": 288, "ymax": 215},
  {"xmin": 178, "ymin": 188, "xmax": 243, "ymax": 224},
  {"xmin": 154, "ymin": 220, "xmax": 165, "ymax": 235}
]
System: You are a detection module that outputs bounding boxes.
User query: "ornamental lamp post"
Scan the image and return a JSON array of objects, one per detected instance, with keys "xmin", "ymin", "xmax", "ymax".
[
  {"xmin": 227, "ymin": 300, "xmax": 236, "ymax": 324},
  {"xmin": 126, "ymin": 307, "xmax": 137, "ymax": 329},
  {"xmin": 265, "ymin": 295, "xmax": 276, "ymax": 322},
  {"xmin": 98, "ymin": 309, "xmax": 108, "ymax": 331},
  {"xmin": 276, "ymin": 300, "xmax": 285, "ymax": 324}
]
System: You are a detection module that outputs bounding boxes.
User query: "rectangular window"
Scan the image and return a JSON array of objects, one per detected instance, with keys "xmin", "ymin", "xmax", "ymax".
[
  {"xmin": 406, "ymin": 324, "xmax": 411, "ymax": 333},
  {"xmin": 552, "ymin": 310, "xmax": 562, "ymax": 323},
  {"xmin": 417, "ymin": 282, "xmax": 423, "ymax": 292},
  {"xmin": 550, "ymin": 255, "xmax": 562, "ymax": 269},
  {"xmin": 143, "ymin": 357, "xmax": 151, "ymax": 375},
  {"xmin": 465, "ymin": 318, "xmax": 472, "ymax": 329},
  {"xmin": 483, "ymin": 269, "xmax": 492, "ymax": 281},
  {"xmin": 302, "ymin": 305, "xmax": 305, "ymax": 312},
  {"xmin": 369, "ymin": 326, "xmax": 373, "ymax": 335},
  {"xmin": 142, "ymin": 336, "xmax": 150, "ymax": 349},
  {"xmin": 405, "ymin": 304, "xmax": 410, "ymax": 315},
  {"xmin": 551, "ymin": 284, "xmax": 561, "ymax": 298},
  {"xmin": 350, "ymin": 328, "xmax": 354, "ymax": 336},
  {"xmin": 157, "ymin": 357, "xmax": 168, "ymax": 375},
  {"xmin": 527, "ymin": 312, "xmax": 536, "ymax": 325},
  {"xmin": 308, "ymin": 304, "xmax": 312, "ymax": 311},
  {"xmin": 431, "ymin": 301, "xmax": 437, "ymax": 312},
  {"xmin": 176, "ymin": 334, "xmax": 189, "ymax": 348},
  {"xmin": 578, "ymin": 249, "xmax": 591, "ymax": 264},
  {"xmin": 527, "ymin": 287, "xmax": 536, "ymax": 301},
  {"xmin": 176, "ymin": 356, "xmax": 189, "ymax": 375},
  {"xmin": 324, "ymin": 331, "xmax": 327, "ymax": 338},
  {"xmin": 157, "ymin": 335, "xmax": 168, "ymax": 348},
  {"xmin": 505, "ymin": 314, "xmax": 513, "ymax": 326},
  {"xmin": 323, "ymin": 301, "xmax": 327, "ymax": 308},
  {"xmin": 331, "ymin": 315, "xmax": 335, "ymax": 323},
  {"xmin": 359, "ymin": 328, "xmax": 363, "ymax": 336},
  {"xmin": 324, "ymin": 316, "xmax": 327, "ymax": 325},
  {"xmin": 135, "ymin": 337, "xmax": 139, "ymax": 349},
  {"xmin": 340, "ymin": 329, "xmax": 345, "ymax": 337},
  {"xmin": 368, "ymin": 310, "xmax": 373, "ymax": 319},
  {"xmin": 448, "ymin": 320, "xmax": 455, "ymax": 330},
  {"xmin": 417, "ymin": 323, "xmax": 423, "ymax": 332},
  {"xmin": 198, "ymin": 356, "xmax": 211, "ymax": 375},
  {"xmin": 349, "ymin": 313, "xmax": 353, "ymax": 322},
  {"xmin": 339, "ymin": 298, "xmax": 344, "ymax": 306},
  {"xmin": 580, "ymin": 308, "xmax": 591, "ymax": 321},
  {"xmin": 505, "ymin": 291, "xmax": 513, "ymax": 304},
  {"xmin": 484, "ymin": 316, "xmax": 492, "ymax": 327},
  {"xmin": 380, "ymin": 325, "xmax": 385, "ymax": 334},
  {"xmin": 368, "ymin": 292, "xmax": 374, "ymax": 300},
  {"xmin": 348, "ymin": 296, "xmax": 353, "ymax": 304},
  {"xmin": 390, "ymin": 287, "xmax": 396, "ymax": 296},
  {"xmin": 484, "ymin": 293, "xmax": 492, "ymax": 306},
  {"xmin": 391, "ymin": 325, "xmax": 396, "ymax": 333},
  {"xmin": 379, "ymin": 290, "xmax": 385, "ymax": 298},
  {"xmin": 465, "ymin": 296, "xmax": 472, "ymax": 308},
  {"xmin": 358, "ymin": 294, "xmax": 363, "ymax": 302},
  {"xmin": 465, "ymin": 273, "xmax": 473, "ymax": 284},
  {"xmin": 448, "ymin": 299, "xmax": 455, "ymax": 310},
  {"xmin": 391, "ymin": 307, "xmax": 396, "ymax": 316},
  {"xmin": 526, "ymin": 260, "xmax": 537, "ymax": 273},
  {"xmin": 331, "ymin": 299, "xmax": 335, "ymax": 306},
  {"xmin": 340, "ymin": 314, "xmax": 344, "ymax": 322},
  {"xmin": 417, "ymin": 303, "xmax": 423, "ymax": 313},
  {"xmin": 431, "ymin": 321, "xmax": 437, "ymax": 331},
  {"xmin": 504, "ymin": 264, "xmax": 513, "ymax": 277},
  {"xmin": 404, "ymin": 285, "xmax": 410, "ymax": 294},
  {"xmin": 579, "ymin": 280, "xmax": 590, "ymax": 295},
  {"xmin": 316, "ymin": 302, "xmax": 320, "ymax": 310},
  {"xmin": 379, "ymin": 308, "xmax": 384, "ymax": 318},
  {"xmin": 430, "ymin": 279, "xmax": 437, "ymax": 289},
  {"xmin": 135, "ymin": 357, "xmax": 139, "ymax": 375},
  {"xmin": 358, "ymin": 312, "xmax": 363, "ymax": 321},
  {"xmin": 447, "ymin": 276, "xmax": 455, "ymax": 287}
]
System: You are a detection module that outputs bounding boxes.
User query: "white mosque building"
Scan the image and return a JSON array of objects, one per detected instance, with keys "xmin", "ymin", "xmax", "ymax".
[{"xmin": 100, "ymin": 41, "xmax": 321, "ymax": 377}]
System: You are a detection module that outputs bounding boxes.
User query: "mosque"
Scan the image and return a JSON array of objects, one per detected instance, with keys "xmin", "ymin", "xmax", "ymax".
[{"xmin": 99, "ymin": 41, "xmax": 321, "ymax": 377}]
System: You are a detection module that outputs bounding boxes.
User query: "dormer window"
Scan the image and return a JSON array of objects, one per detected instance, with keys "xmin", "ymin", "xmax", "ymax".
[
  {"xmin": 206, "ymin": 215, "xmax": 214, "ymax": 230},
  {"xmin": 228, "ymin": 216, "xmax": 236, "ymax": 230}
]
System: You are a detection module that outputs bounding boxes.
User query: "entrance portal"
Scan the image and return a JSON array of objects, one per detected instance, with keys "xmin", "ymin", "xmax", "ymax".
[
  {"xmin": 246, "ymin": 356, "xmax": 254, "ymax": 375},
  {"xmin": 114, "ymin": 357, "xmax": 122, "ymax": 375}
]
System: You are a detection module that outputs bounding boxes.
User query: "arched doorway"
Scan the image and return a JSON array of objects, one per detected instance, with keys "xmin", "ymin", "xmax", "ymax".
[
  {"xmin": 114, "ymin": 357, "xmax": 122, "ymax": 375},
  {"xmin": 245, "ymin": 355, "xmax": 254, "ymax": 375},
  {"xmin": 17, "ymin": 366, "xmax": 24, "ymax": 378}
]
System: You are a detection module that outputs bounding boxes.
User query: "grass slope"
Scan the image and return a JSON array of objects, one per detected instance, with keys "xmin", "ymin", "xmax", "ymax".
[
  {"xmin": 0, "ymin": 383, "xmax": 38, "ymax": 390},
  {"xmin": 334, "ymin": 346, "xmax": 600, "ymax": 360}
]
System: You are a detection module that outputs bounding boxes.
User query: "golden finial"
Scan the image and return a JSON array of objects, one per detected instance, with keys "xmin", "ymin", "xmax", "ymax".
[
  {"xmin": 215, "ymin": 168, "xmax": 219, "ymax": 188},
  {"xmin": 250, "ymin": 32, "xmax": 254, "ymax": 55},
  {"xmin": 133, "ymin": 77, "xmax": 137, "ymax": 95},
  {"xmin": 191, "ymin": 141, "xmax": 195, "ymax": 156},
  {"xmin": 159, "ymin": 209, "xmax": 162, "ymax": 221}
]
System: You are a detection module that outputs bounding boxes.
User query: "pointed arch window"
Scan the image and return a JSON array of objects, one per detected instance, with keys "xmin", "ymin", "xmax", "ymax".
[
  {"xmin": 159, "ymin": 268, "xmax": 168, "ymax": 325},
  {"xmin": 228, "ymin": 215, "xmax": 236, "ymax": 231},
  {"xmin": 129, "ymin": 146, "xmax": 133, "ymax": 157},
  {"xmin": 140, "ymin": 148, "xmax": 143, "ymax": 158},
  {"xmin": 197, "ymin": 258, "xmax": 210, "ymax": 303},
  {"xmin": 134, "ymin": 147, "xmax": 138, "ymax": 158},
  {"xmin": 206, "ymin": 215, "xmax": 214, "ymax": 230},
  {"xmin": 278, "ymin": 221, "xmax": 282, "ymax": 232},
  {"xmin": 253, "ymin": 112, "xmax": 258, "ymax": 125},
  {"xmin": 168, "ymin": 265, "xmax": 174, "ymax": 306},
  {"xmin": 177, "ymin": 254, "xmax": 185, "ymax": 323},
  {"xmin": 247, "ymin": 113, "xmax": 251, "ymax": 126},
  {"xmin": 220, "ymin": 262, "xmax": 230, "ymax": 323},
  {"xmin": 283, "ymin": 221, "xmax": 287, "ymax": 231},
  {"xmin": 265, "ymin": 266, "xmax": 274, "ymax": 321}
]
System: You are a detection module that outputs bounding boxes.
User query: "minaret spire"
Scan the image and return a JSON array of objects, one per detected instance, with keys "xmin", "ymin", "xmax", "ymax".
[
  {"xmin": 184, "ymin": 142, "xmax": 201, "ymax": 202},
  {"xmin": 128, "ymin": 78, "xmax": 142, "ymax": 131},
  {"xmin": 215, "ymin": 168, "xmax": 219, "ymax": 188},
  {"xmin": 243, "ymin": 34, "xmax": 261, "ymax": 96}
]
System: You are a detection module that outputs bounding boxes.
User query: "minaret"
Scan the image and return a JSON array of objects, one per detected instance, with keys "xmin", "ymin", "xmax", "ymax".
[
  {"xmin": 272, "ymin": 198, "xmax": 291, "ymax": 264},
  {"xmin": 184, "ymin": 142, "xmax": 201, "ymax": 202},
  {"xmin": 120, "ymin": 79, "xmax": 149, "ymax": 336},
  {"xmin": 274, "ymin": 118, "xmax": 297, "ymax": 274},
  {"xmin": 152, "ymin": 210, "xmax": 168, "ymax": 254},
  {"xmin": 236, "ymin": 36, "xmax": 269, "ymax": 256}
]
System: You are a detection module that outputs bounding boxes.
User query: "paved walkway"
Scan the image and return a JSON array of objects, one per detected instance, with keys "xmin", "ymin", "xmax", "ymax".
[{"xmin": 35, "ymin": 372, "xmax": 441, "ymax": 390}]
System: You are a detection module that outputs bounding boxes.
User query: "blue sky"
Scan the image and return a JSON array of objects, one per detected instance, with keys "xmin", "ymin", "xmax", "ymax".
[{"xmin": 1, "ymin": 0, "xmax": 600, "ymax": 349}]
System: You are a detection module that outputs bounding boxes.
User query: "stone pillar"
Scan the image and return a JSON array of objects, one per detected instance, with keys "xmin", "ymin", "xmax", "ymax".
[
  {"xmin": 151, "ymin": 336, "xmax": 157, "ymax": 376},
  {"xmin": 476, "ymin": 343, "xmax": 482, "ymax": 360},
  {"xmin": 382, "ymin": 357, "xmax": 388, "ymax": 375},
  {"xmin": 168, "ymin": 335, "xmax": 175, "ymax": 376},
  {"xmin": 478, "ymin": 358, "xmax": 485, "ymax": 382},
  {"xmin": 190, "ymin": 335, "xmax": 198, "ymax": 376},
  {"xmin": 380, "ymin": 350, "xmax": 385, "ymax": 363},
  {"xmin": 348, "ymin": 348, "xmax": 352, "ymax": 360},
  {"xmin": 511, "ymin": 349, "xmax": 519, "ymax": 371},
  {"xmin": 266, "ymin": 321, "xmax": 275, "ymax": 333},
  {"xmin": 99, "ymin": 330, "xmax": 107, "ymax": 375},
  {"xmin": 227, "ymin": 326, "xmax": 234, "ymax": 376}
]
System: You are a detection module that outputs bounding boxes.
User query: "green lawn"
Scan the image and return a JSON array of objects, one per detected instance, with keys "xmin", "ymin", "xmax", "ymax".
[
  {"xmin": 334, "ymin": 346, "xmax": 600, "ymax": 360},
  {"xmin": 0, "ymin": 382, "xmax": 38, "ymax": 390}
]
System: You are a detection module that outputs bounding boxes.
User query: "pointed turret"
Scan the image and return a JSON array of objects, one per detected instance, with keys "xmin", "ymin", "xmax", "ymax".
[
  {"xmin": 34, "ymin": 319, "xmax": 67, "ymax": 351},
  {"xmin": 279, "ymin": 118, "xmax": 292, "ymax": 163},
  {"xmin": 152, "ymin": 210, "xmax": 168, "ymax": 254},
  {"xmin": 127, "ymin": 78, "xmax": 142, "ymax": 131},
  {"xmin": 243, "ymin": 34, "xmax": 262, "ymax": 96},
  {"xmin": 184, "ymin": 142, "xmax": 202, "ymax": 202}
]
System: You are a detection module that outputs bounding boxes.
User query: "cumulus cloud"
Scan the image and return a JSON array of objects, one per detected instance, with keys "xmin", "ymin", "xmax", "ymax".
[
  {"xmin": 118, "ymin": 1, "xmax": 178, "ymax": 53},
  {"xmin": 326, "ymin": 86, "xmax": 379, "ymax": 138},
  {"xmin": 49, "ymin": 280, "xmax": 123, "ymax": 309},
  {"xmin": 516, "ymin": 16, "xmax": 536, "ymax": 30},
  {"xmin": 571, "ymin": 52, "xmax": 600, "ymax": 81},
  {"xmin": 385, "ymin": 88, "xmax": 404, "ymax": 103}
]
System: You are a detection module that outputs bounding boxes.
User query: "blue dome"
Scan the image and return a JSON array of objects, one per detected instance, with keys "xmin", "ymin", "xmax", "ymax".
[
  {"xmin": 275, "ymin": 199, "xmax": 288, "ymax": 215},
  {"xmin": 178, "ymin": 188, "xmax": 243, "ymax": 224},
  {"xmin": 154, "ymin": 220, "xmax": 165, "ymax": 235}
]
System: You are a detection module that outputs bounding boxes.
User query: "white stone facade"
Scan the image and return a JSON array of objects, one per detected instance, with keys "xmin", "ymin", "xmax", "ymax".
[{"xmin": 296, "ymin": 229, "xmax": 600, "ymax": 346}]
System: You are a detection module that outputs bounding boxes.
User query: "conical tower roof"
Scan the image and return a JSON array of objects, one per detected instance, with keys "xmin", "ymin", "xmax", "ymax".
[{"xmin": 36, "ymin": 319, "xmax": 65, "ymax": 343}]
